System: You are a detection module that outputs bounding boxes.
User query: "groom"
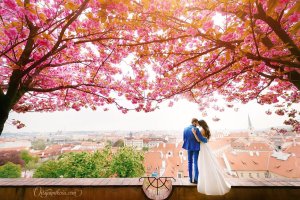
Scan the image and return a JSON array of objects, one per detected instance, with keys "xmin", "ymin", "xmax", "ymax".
[{"xmin": 182, "ymin": 118, "xmax": 208, "ymax": 184}]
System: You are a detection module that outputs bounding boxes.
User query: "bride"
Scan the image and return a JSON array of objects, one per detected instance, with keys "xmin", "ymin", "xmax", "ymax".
[{"xmin": 192, "ymin": 120, "xmax": 231, "ymax": 195}]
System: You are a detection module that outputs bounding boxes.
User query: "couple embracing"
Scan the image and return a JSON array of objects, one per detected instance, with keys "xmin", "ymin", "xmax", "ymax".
[{"xmin": 182, "ymin": 118, "xmax": 231, "ymax": 195}]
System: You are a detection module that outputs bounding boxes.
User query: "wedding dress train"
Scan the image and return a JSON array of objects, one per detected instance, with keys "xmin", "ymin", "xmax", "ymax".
[{"xmin": 197, "ymin": 143, "xmax": 231, "ymax": 195}]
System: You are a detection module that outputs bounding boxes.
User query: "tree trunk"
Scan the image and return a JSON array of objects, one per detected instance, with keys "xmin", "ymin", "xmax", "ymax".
[
  {"xmin": 0, "ymin": 69, "xmax": 25, "ymax": 135},
  {"xmin": 0, "ymin": 96, "xmax": 10, "ymax": 135}
]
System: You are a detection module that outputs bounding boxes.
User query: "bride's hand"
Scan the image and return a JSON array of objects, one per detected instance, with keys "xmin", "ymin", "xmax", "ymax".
[
  {"xmin": 192, "ymin": 128, "xmax": 196, "ymax": 134},
  {"xmin": 192, "ymin": 128, "xmax": 201, "ymax": 143}
]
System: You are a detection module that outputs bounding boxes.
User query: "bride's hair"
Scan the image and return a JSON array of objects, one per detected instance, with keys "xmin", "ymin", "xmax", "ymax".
[{"xmin": 198, "ymin": 120, "xmax": 211, "ymax": 140}]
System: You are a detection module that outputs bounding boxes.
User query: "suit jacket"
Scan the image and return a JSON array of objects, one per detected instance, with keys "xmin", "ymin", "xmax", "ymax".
[{"xmin": 182, "ymin": 125, "xmax": 208, "ymax": 151}]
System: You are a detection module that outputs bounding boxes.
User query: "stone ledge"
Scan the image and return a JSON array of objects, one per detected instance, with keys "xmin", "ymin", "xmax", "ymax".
[{"xmin": 0, "ymin": 178, "xmax": 300, "ymax": 187}]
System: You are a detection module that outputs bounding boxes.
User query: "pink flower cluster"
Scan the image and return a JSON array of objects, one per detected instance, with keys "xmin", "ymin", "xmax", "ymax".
[{"xmin": 12, "ymin": 119, "xmax": 25, "ymax": 129}]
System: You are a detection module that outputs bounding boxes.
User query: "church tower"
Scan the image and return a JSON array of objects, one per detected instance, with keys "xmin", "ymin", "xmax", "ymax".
[{"xmin": 248, "ymin": 114, "xmax": 254, "ymax": 135}]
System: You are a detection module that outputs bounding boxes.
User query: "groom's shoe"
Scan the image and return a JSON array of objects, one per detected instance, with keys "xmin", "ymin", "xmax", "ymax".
[{"xmin": 193, "ymin": 181, "xmax": 198, "ymax": 184}]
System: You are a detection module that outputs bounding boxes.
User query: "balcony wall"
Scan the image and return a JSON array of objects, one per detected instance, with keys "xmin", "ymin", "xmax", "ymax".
[{"xmin": 0, "ymin": 178, "xmax": 300, "ymax": 200}]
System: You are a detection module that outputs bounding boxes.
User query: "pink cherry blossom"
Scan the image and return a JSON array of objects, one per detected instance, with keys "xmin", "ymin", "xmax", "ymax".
[
  {"xmin": 212, "ymin": 116, "xmax": 220, "ymax": 122},
  {"xmin": 0, "ymin": 0, "xmax": 299, "ymax": 134},
  {"xmin": 4, "ymin": 28, "xmax": 18, "ymax": 40},
  {"xmin": 3, "ymin": 0, "xmax": 17, "ymax": 10},
  {"xmin": 288, "ymin": 13, "xmax": 299, "ymax": 23}
]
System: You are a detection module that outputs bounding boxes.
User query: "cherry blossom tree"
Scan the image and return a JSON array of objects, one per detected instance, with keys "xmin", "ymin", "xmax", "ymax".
[
  {"xmin": 0, "ymin": 0, "xmax": 157, "ymax": 134},
  {"xmin": 124, "ymin": 0, "xmax": 300, "ymax": 132},
  {"xmin": 1, "ymin": 0, "xmax": 299, "ymax": 134}
]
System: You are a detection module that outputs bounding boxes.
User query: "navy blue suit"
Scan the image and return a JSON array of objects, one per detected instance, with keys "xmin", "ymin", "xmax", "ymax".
[{"xmin": 182, "ymin": 125, "xmax": 207, "ymax": 183}]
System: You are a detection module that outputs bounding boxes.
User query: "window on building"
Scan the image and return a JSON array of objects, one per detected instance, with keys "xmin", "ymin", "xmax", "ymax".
[
  {"xmin": 265, "ymin": 172, "xmax": 269, "ymax": 178},
  {"xmin": 178, "ymin": 172, "xmax": 182, "ymax": 178}
]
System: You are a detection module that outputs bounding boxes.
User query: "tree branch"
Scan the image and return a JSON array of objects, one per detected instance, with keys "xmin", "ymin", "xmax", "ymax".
[
  {"xmin": 257, "ymin": 72, "xmax": 281, "ymax": 80},
  {"xmin": 17, "ymin": 0, "xmax": 39, "ymax": 67},
  {"xmin": 255, "ymin": 3, "xmax": 300, "ymax": 63},
  {"xmin": 255, "ymin": 78, "xmax": 275, "ymax": 100},
  {"xmin": 245, "ymin": 53, "xmax": 299, "ymax": 68},
  {"xmin": 25, "ymin": 83, "xmax": 111, "ymax": 93},
  {"xmin": 41, "ymin": 60, "xmax": 94, "ymax": 69},
  {"xmin": 168, "ymin": 46, "xmax": 223, "ymax": 71},
  {"xmin": 249, "ymin": 1, "xmax": 260, "ymax": 57},
  {"xmin": 185, "ymin": 59, "xmax": 237, "ymax": 92},
  {"xmin": 92, "ymin": 48, "xmax": 115, "ymax": 82},
  {"xmin": 21, "ymin": 0, "xmax": 90, "ymax": 77}
]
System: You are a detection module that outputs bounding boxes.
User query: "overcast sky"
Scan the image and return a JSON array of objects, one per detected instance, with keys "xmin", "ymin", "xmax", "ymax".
[{"xmin": 3, "ymin": 99, "xmax": 288, "ymax": 133}]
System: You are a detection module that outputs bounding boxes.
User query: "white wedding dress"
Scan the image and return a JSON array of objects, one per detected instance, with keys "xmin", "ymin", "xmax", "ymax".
[{"xmin": 197, "ymin": 143, "xmax": 231, "ymax": 195}]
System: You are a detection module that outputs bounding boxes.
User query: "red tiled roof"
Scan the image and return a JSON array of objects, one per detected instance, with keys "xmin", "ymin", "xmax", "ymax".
[
  {"xmin": 231, "ymin": 137, "xmax": 273, "ymax": 151},
  {"xmin": 164, "ymin": 156, "xmax": 188, "ymax": 177},
  {"xmin": 284, "ymin": 144, "xmax": 300, "ymax": 157},
  {"xmin": 0, "ymin": 138, "xmax": 16, "ymax": 142},
  {"xmin": 225, "ymin": 151, "xmax": 270, "ymax": 171},
  {"xmin": 0, "ymin": 147, "xmax": 29, "ymax": 151},
  {"xmin": 269, "ymin": 156, "xmax": 300, "ymax": 178},
  {"xmin": 227, "ymin": 131, "xmax": 249, "ymax": 137},
  {"xmin": 63, "ymin": 149, "xmax": 95, "ymax": 153},
  {"xmin": 225, "ymin": 150, "xmax": 300, "ymax": 178},
  {"xmin": 80, "ymin": 141, "xmax": 98, "ymax": 146},
  {"xmin": 246, "ymin": 143, "xmax": 273, "ymax": 151},
  {"xmin": 143, "ymin": 138, "xmax": 166, "ymax": 143},
  {"xmin": 32, "ymin": 144, "xmax": 64, "ymax": 158},
  {"xmin": 208, "ymin": 139, "xmax": 231, "ymax": 150},
  {"xmin": 144, "ymin": 142, "xmax": 188, "ymax": 177},
  {"xmin": 152, "ymin": 142, "xmax": 183, "ymax": 155},
  {"xmin": 144, "ymin": 152, "xmax": 162, "ymax": 175}
]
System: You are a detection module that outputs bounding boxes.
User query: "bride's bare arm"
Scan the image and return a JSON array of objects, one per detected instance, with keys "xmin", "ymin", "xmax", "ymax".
[
  {"xmin": 202, "ymin": 129, "xmax": 206, "ymax": 138},
  {"xmin": 192, "ymin": 128, "xmax": 201, "ymax": 143}
]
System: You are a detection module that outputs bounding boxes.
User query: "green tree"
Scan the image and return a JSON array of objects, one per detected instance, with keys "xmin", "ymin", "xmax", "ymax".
[
  {"xmin": 0, "ymin": 162, "xmax": 21, "ymax": 178},
  {"xmin": 110, "ymin": 147, "xmax": 145, "ymax": 178},
  {"xmin": 31, "ymin": 139, "xmax": 46, "ymax": 150},
  {"xmin": 106, "ymin": 140, "xmax": 113, "ymax": 147},
  {"xmin": 33, "ymin": 150, "xmax": 113, "ymax": 178},
  {"xmin": 20, "ymin": 150, "xmax": 38, "ymax": 165},
  {"xmin": 20, "ymin": 150, "xmax": 39, "ymax": 177},
  {"xmin": 142, "ymin": 147, "xmax": 149, "ymax": 152},
  {"xmin": 96, "ymin": 148, "xmax": 113, "ymax": 177},
  {"xmin": 25, "ymin": 160, "xmax": 39, "ymax": 171},
  {"xmin": 33, "ymin": 147, "xmax": 145, "ymax": 178},
  {"xmin": 58, "ymin": 151, "xmax": 107, "ymax": 178},
  {"xmin": 113, "ymin": 139, "xmax": 124, "ymax": 147},
  {"xmin": 33, "ymin": 160, "xmax": 63, "ymax": 178}
]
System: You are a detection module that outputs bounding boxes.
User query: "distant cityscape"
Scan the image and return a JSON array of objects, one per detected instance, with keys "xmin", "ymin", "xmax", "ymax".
[{"xmin": 1, "ymin": 122, "xmax": 299, "ymax": 179}]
